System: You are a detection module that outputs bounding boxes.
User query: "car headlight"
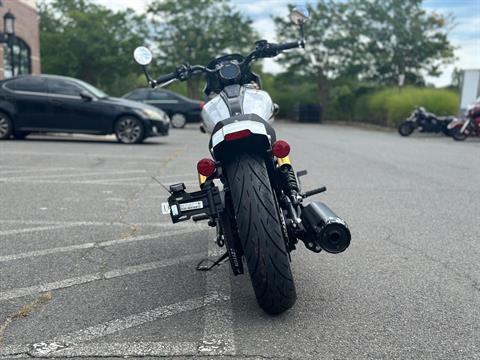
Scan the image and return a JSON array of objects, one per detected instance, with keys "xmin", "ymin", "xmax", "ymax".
[{"xmin": 138, "ymin": 108, "xmax": 164, "ymax": 120}]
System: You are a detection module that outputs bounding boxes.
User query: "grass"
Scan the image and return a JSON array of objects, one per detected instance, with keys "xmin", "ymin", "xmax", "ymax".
[{"xmin": 354, "ymin": 86, "xmax": 459, "ymax": 127}]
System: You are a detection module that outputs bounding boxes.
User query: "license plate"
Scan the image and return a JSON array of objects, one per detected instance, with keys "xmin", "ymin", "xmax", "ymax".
[{"xmin": 179, "ymin": 201, "xmax": 204, "ymax": 211}]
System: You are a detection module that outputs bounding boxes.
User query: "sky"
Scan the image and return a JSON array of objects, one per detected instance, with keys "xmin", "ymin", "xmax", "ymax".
[{"xmin": 94, "ymin": 0, "xmax": 480, "ymax": 87}]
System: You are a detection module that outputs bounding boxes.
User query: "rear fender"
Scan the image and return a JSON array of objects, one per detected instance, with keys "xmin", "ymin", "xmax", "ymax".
[
  {"xmin": 447, "ymin": 118, "xmax": 464, "ymax": 129},
  {"xmin": 210, "ymin": 114, "xmax": 276, "ymax": 162}
]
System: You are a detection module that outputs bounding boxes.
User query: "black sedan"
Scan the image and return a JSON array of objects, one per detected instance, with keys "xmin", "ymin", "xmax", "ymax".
[
  {"xmin": 123, "ymin": 88, "xmax": 203, "ymax": 128},
  {"xmin": 0, "ymin": 75, "xmax": 170, "ymax": 144}
]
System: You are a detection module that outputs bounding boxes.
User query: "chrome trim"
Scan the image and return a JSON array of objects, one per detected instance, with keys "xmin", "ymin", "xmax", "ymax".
[
  {"xmin": 2, "ymin": 81, "xmax": 97, "ymax": 100},
  {"xmin": 460, "ymin": 119, "xmax": 471, "ymax": 132},
  {"xmin": 145, "ymin": 100, "xmax": 179, "ymax": 104}
]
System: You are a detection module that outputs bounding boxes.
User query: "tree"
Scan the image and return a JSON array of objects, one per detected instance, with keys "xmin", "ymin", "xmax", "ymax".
[
  {"xmin": 274, "ymin": 0, "xmax": 455, "ymax": 109},
  {"xmin": 350, "ymin": 0, "xmax": 455, "ymax": 85},
  {"xmin": 274, "ymin": 1, "xmax": 363, "ymax": 108},
  {"xmin": 147, "ymin": 0, "xmax": 256, "ymax": 99},
  {"xmin": 39, "ymin": 0, "xmax": 148, "ymax": 96}
]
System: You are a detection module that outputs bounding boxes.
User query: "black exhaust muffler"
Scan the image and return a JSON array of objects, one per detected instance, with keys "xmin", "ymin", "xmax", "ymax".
[{"xmin": 300, "ymin": 202, "xmax": 351, "ymax": 254}]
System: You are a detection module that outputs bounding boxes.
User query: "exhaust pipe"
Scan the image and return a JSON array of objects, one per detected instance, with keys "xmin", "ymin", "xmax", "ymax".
[{"xmin": 300, "ymin": 202, "xmax": 351, "ymax": 254}]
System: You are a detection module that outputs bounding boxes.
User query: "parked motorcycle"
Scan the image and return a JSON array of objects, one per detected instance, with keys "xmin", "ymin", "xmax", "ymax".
[
  {"xmin": 398, "ymin": 107, "xmax": 455, "ymax": 136},
  {"xmin": 134, "ymin": 6, "xmax": 351, "ymax": 314},
  {"xmin": 448, "ymin": 99, "xmax": 480, "ymax": 141}
]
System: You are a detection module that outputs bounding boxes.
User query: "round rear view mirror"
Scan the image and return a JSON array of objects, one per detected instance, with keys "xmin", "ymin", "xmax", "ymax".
[
  {"xmin": 133, "ymin": 46, "xmax": 153, "ymax": 66},
  {"xmin": 290, "ymin": 5, "xmax": 309, "ymax": 25}
]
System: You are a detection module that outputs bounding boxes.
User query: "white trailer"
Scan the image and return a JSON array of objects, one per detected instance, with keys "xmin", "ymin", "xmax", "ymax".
[{"xmin": 459, "ymin": 69, "xmax": 480, "ymax": 115}]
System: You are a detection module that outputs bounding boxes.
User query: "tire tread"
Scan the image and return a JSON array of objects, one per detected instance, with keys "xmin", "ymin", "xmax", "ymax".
[{"xmin": 225, "ymin": 152, "xmax": 296, "ymax": 314}]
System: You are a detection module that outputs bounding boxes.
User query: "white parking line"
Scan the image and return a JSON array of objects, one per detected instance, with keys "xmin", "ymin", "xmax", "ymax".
[
  {"xmin": 30, "ymin": 342, "xmax": 199, "ymax": 358},
  {"xmin": 0, "ymin": 167, "xmax": 87, "ymax": 175},
  {"xmin": 53, "ymin": 294, "xmax": 228, "ymax": 345},
  {"xmin": 0, "ymin": 170, "xmax": 147, "ymax": 182},
  {"xmin": 0, "ymin": 227, "xmax": 207, "ymax": 263},
  {"xmin": 83, "ymin": 176, "xmax": 151, "ymax": 184},
  {"xmin": 198, "ymin": 240, "xmax": 236, "ymax": 355},
  {"xmin": 1, "ymin": 178, "xmax": 153, "ymax": 187},
  {"xmin": 0, "ymin": 252, "xmax": 204, "ymax": 301},
  {"xmin": 0, "ymin": 224, "xmax": 83, "ymax": 237},
  {"xmin": 1, "ymin": 151, "xmax": 165, "ymax": 161},
  {"xmin": 0, "ymin": 220, "xmax": 178, "ymax": 227}
]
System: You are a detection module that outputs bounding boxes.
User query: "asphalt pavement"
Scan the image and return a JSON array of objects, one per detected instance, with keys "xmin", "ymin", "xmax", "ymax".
[{"xmin": 0, "ymin": 123, "xmax": 479, "ymax": 359}]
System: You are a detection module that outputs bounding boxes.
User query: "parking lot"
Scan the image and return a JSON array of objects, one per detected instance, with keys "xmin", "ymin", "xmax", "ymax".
[{"xmin": 0, "ymin": 123, "xmax": 479, "ymax": 359}]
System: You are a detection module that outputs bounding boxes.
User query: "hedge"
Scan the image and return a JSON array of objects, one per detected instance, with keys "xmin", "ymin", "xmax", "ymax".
[{"xmin": 353, "ymin": 86, "xmax": 459, "ymax": 127}]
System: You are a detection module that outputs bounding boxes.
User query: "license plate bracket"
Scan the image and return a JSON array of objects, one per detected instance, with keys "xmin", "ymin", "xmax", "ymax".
[{"xmin": 166, "ymin": 182, "xmax": 223, "ymax": 223}]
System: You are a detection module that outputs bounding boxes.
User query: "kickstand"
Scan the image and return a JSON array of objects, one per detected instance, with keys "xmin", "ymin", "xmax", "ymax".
[{"xmin": 196, "ymin": 252, "xmax": 229, "ymax": 271}]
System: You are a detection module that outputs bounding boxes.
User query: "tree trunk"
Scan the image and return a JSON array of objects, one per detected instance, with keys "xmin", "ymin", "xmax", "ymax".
[
  {"xmin": 317, "ymin": 73, "xmax": 329, "ymax": 119},
  {"xmin": 187, "ymin": 78, "xmax": 200, "ymax": 99}
]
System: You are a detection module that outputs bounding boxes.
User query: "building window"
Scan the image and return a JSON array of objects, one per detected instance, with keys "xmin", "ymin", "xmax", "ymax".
[{"xmin": 3, "ymin": 37, "xmax": 31, "ymax": 78}]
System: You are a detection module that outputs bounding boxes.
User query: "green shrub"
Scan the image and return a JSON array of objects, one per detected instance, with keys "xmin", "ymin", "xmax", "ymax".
[{"xmin": 354, "ymin": 86, "xmax": 459, "ymax": 127}]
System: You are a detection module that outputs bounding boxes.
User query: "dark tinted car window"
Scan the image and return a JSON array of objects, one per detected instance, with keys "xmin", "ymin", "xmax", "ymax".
[
  {"xmin": 149, "ymin": 91, "xmax": 176, "ymax": 101},
  {"xmin": 126, "ymin": 90, "xmax": 147, "ymax": 101},
  {"xmin": 4, "ymin": 77, "xmax": 47, "ymax": 93},
  {"xmin": 48, "ymin": 79, "xmax": 83, "ymax": 97}
]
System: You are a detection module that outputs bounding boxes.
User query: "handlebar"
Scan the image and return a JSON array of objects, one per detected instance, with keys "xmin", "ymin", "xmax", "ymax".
[
  {"xmin": 155, "ymin": 72, "xmax": 177, "ymax": 85},
  {"xmin": 276, "ymin": 41, "xmax": 303, "ymax": 51},
  {"xmin": 150, "ymin": 40, "xmax": 304, "ymax": 88}
]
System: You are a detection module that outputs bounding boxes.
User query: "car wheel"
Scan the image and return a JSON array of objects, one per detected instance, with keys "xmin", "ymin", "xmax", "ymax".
[
  {"xmin": 171, "ymin": 113, "xmax": 187, "ymax": 128},
  {"xmin": 0, "ymin": 112, "xmax": 13, "ymax": 140},
  {"xmin": 115, "ymin": 116, "xmax": 145, "ymax": 144}
]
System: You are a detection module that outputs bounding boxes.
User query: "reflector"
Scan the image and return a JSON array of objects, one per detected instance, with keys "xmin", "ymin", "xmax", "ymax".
[
  {"xmin": 225, "ymin": 129, "xmax": 251, "ymax": 141},
  {"xmin": 197, "ymin": 158, "xmax": 216, "ymax": 177},
  {"xmin": 272, "ymin": 140, "xmax": 290, "ymax": 158}
]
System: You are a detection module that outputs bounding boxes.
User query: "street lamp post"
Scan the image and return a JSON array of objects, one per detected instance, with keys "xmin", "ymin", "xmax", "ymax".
[{"xmin": 0, "ymin": 10, "xmax": 16, "ymax": 77}]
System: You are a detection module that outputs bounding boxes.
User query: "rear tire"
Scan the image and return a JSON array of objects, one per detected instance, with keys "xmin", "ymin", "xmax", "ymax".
[
  {"xmin": 451, "ymin": 127, "xmax": 467, "ymax": 141},
  {"xmin": 398, "ymin": 122, "xmax": 415, "ymax": 136},
  {"xmin": 225, "ymin": 152, "xmax": 296, "ymax": 314},
  {"xmin": 0, "ymin": 112, "xmax": 13, "ymax": 140}
]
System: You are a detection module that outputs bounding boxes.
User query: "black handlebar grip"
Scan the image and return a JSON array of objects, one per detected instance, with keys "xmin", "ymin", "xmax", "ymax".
[
  {"xmin": 277, "ymin": 41, "xmax": 301, "ymax": 51},
  {"xmin": 155, "ymin": 72, "xmax": 177, "ymax": 84}
]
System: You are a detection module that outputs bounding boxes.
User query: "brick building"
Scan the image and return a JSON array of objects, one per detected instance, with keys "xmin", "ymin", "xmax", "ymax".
[{"xmin": 0, "ymin": 0, "xmax": 40, "ymax": 79}]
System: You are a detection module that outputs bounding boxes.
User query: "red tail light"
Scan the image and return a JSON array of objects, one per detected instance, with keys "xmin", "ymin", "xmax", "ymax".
[
  {"xmin": 199, "ymin": 101, "xmax": 205, "ymax": 110},
  {"xmin": 225, "ymin": 129, "xmax": 251, "ymax": 141},
  {"xmin": 272, "ymin": 140, "xmax": 290, "ymax": 158},
  {"xmin": 197, "ymin": 158, "xmax": 216, "ymax": 177}
]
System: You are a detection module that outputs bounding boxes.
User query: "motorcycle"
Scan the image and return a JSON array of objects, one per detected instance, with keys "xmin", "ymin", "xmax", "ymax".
[
  {"xmin": 398, "ymin": 107, "xmax": 455, "ymax": 137},
  {"xmin": 133, "ymin": 6, "xmax": 351, "ymax": 314},
  {"xmin": 448, "ymin": 99, "xmax": 480, "ymax": 141}
]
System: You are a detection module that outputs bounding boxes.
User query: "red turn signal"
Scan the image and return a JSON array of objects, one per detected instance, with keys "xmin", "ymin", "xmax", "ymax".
[
  {"xmin": 197, "ymin": 158, "xmax": 216, "ymax": 177},
  {"xmin": 225, "ymin": 129, "xmax": 251, "ymax": 141},
  {"xmin": 272, "ymin": 140, "xmax": 290, "ymax": 158}
]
